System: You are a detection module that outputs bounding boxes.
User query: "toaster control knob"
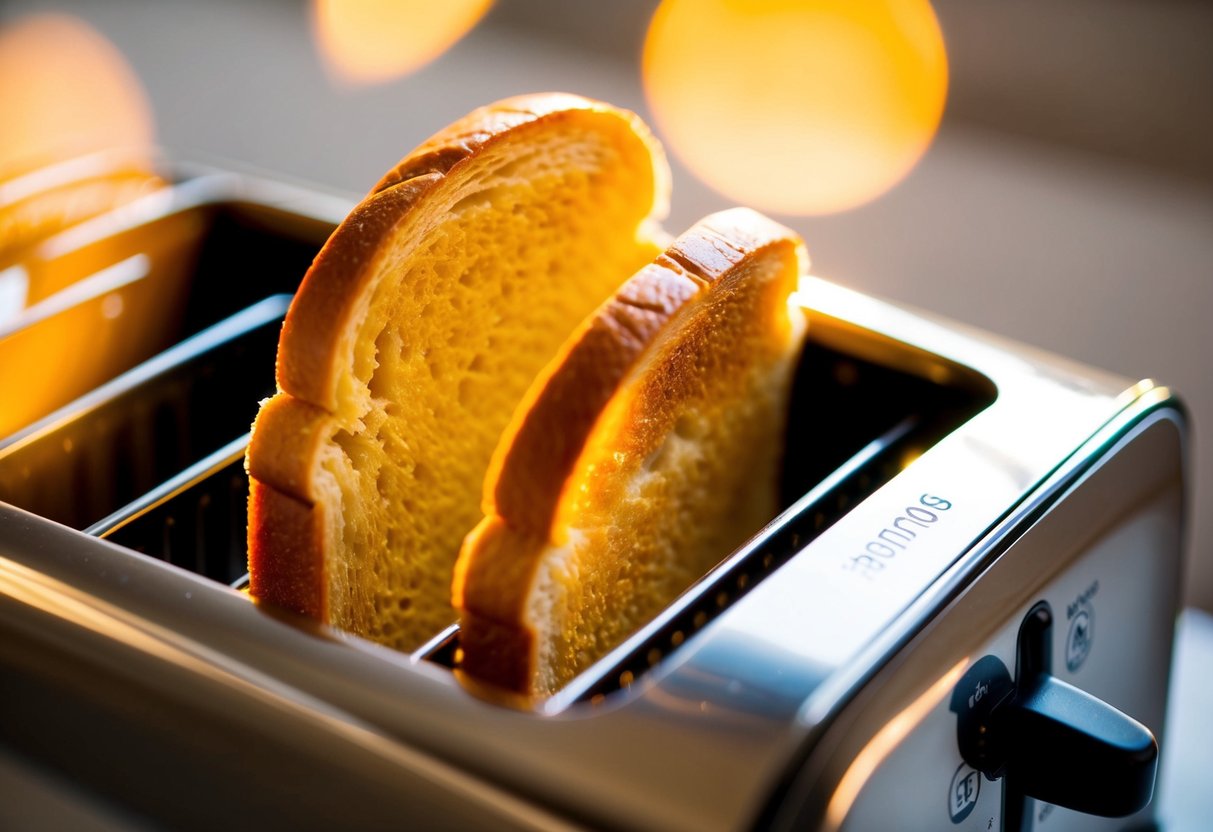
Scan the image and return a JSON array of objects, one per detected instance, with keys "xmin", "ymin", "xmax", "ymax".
[{"xmin": 950, "ymin": 602, "xmax": 1157, "ymax": 823}]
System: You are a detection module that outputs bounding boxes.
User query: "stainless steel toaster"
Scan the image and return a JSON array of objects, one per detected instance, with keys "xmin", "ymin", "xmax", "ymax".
[{"xmin": 0, "ymin": 170, "xmax": 1186, "ymax": 831}]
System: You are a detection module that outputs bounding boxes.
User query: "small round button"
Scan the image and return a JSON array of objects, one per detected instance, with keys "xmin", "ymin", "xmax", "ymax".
[{"xmin": 948, "ymin": 654, "xmax": 1015, "ymax": 778}]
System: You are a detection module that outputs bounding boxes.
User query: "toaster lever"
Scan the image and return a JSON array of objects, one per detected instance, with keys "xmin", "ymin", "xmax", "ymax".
[
  {"xmin": 951, "ymin": 602, "xmax": 1158, "ymax": 828},
  {"xmin": 1001, "ymin": 673, "xmax": 1156, "ymax": 816}
]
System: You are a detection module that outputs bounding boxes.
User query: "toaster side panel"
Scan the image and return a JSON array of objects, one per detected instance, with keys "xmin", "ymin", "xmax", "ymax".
[{"xmin": 767, "ymin": 401, "xmax": 1185, "ymax": 832}]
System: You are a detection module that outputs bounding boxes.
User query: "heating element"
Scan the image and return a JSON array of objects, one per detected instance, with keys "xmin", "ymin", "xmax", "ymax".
[{"xmin": 0, "ymin": 171, "xmax": 1186, "ymax": 831}]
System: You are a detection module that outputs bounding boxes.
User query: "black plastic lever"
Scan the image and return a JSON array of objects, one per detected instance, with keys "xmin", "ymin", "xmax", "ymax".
[
  {"xmin": 1000, "ymin": 672, "xmax": 1157, "ymax": 816},
  {"xmin": 951, "ymin": 601, "xmax": 1158, "ymax": 830}
]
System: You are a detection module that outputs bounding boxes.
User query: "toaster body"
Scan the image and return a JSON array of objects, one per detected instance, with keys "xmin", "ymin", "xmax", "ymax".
[{"xmin": 0, "ymin": 173, "xmax": 1186, "ymax": 831}]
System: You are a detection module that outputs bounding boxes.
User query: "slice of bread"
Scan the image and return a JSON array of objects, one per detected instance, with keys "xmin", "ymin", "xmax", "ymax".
[
  {"xmin": 247, "ymin": 94, "xmax": 670, "ymax": 650},
  {"xmin": 453, "ymin": 208, "xmax": 808, "ymax": 695}
]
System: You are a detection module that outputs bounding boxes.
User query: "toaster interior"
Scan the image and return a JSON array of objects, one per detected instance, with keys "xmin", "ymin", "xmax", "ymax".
[{"xmin": 0, "ymin": 191, "xmax": 997, "ymax": 701}]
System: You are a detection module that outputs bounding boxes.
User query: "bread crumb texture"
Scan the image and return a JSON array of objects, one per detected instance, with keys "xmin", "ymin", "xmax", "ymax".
[{"xmin": 248, "ymin": 96, "xmax": 667, "ymax": 651}]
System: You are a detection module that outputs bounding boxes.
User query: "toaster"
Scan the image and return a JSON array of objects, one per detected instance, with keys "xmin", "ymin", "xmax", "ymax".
[{"xmin": 0, "ymin": 169, "xmax": 1186, "ymax": 832}]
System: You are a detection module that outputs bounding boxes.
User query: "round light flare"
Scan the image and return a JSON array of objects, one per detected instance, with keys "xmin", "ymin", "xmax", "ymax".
[
  {"xmin": 0, "ymin": 14, "xmax": 155, "ymax": 178},
  {"xmin": 643, "ymin": 0, "xmax": 947, "ymax": 215},
  {"xmin": 312, "ymin": 0, "xmax": 493, "ymax": 86}
]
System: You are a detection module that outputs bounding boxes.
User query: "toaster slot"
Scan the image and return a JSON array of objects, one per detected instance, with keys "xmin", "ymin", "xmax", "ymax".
[
  {"xmin": 0, "ymin": 298, "xmax": 286, "ymax": 531},
  {"xmin": 92, "ymin": 441, "xmax": 251, "ymax": 586},
  {"xmin": 0, "ymin": 181, "xmax": 332, "ymax": 440},
  {"xmin": 0, "ymin": 187, "xmax": 334, "ymax": 529},
  {"xmin": 0, "ymin": 200, "xmax": 205, "ymax": 438},
  {"xmin": 173, "ymin": 197, "xmax": 335, "ymax": 339}
]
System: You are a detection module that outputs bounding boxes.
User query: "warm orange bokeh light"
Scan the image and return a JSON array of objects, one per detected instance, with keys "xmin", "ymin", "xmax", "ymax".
[
  {"xmin": 312, "ymin": 0, "xmax": 493, "ymax": 86},
  {"xmin": 643, "ymin": 0, "xmax": 947, "ymax": 215},
  {"xmin": 0, "ymin": 14, "xmax": 155, "ymax": 179}
]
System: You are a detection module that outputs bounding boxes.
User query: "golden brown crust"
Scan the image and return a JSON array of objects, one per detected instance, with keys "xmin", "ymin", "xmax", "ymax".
[
  {"xmin": 274, "ymin": 174, "xmax": 441, "ymax": 412},
  {"xmin": 248, "ymin": 477, "xmax": 326, "ymax": 620},
  {"xmin": 245, "ymin": 393, "xmax": 336, "ymax": 504},
  {"xmin": 458, "ymin": 607, "xmax": 535, "ymax": 694},
  {"xmin": 368, "ymin": 93, "xmax": 667, "ymax": 203},
  {"xmin": 455, "ymin": 208, "xmax": 805, "ymax": 692},
  {"xmin": 368, "ymin": 95, "xmax": 585, "ymax": 194}
]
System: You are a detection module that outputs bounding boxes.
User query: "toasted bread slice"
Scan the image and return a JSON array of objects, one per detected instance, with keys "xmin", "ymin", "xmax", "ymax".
[
  {"xmin": 247, "ymin": 94, "xmax": 670, "ymax": 650},
  {"xmin": 454, "ymin": 208, "xmax": 807, "ymax": 695}
]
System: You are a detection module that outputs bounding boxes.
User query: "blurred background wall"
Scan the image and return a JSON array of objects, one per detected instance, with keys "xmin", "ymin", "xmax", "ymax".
[{"xmin": 2, "ymin": 0, "xmax": 1210, "ymax": 608}]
